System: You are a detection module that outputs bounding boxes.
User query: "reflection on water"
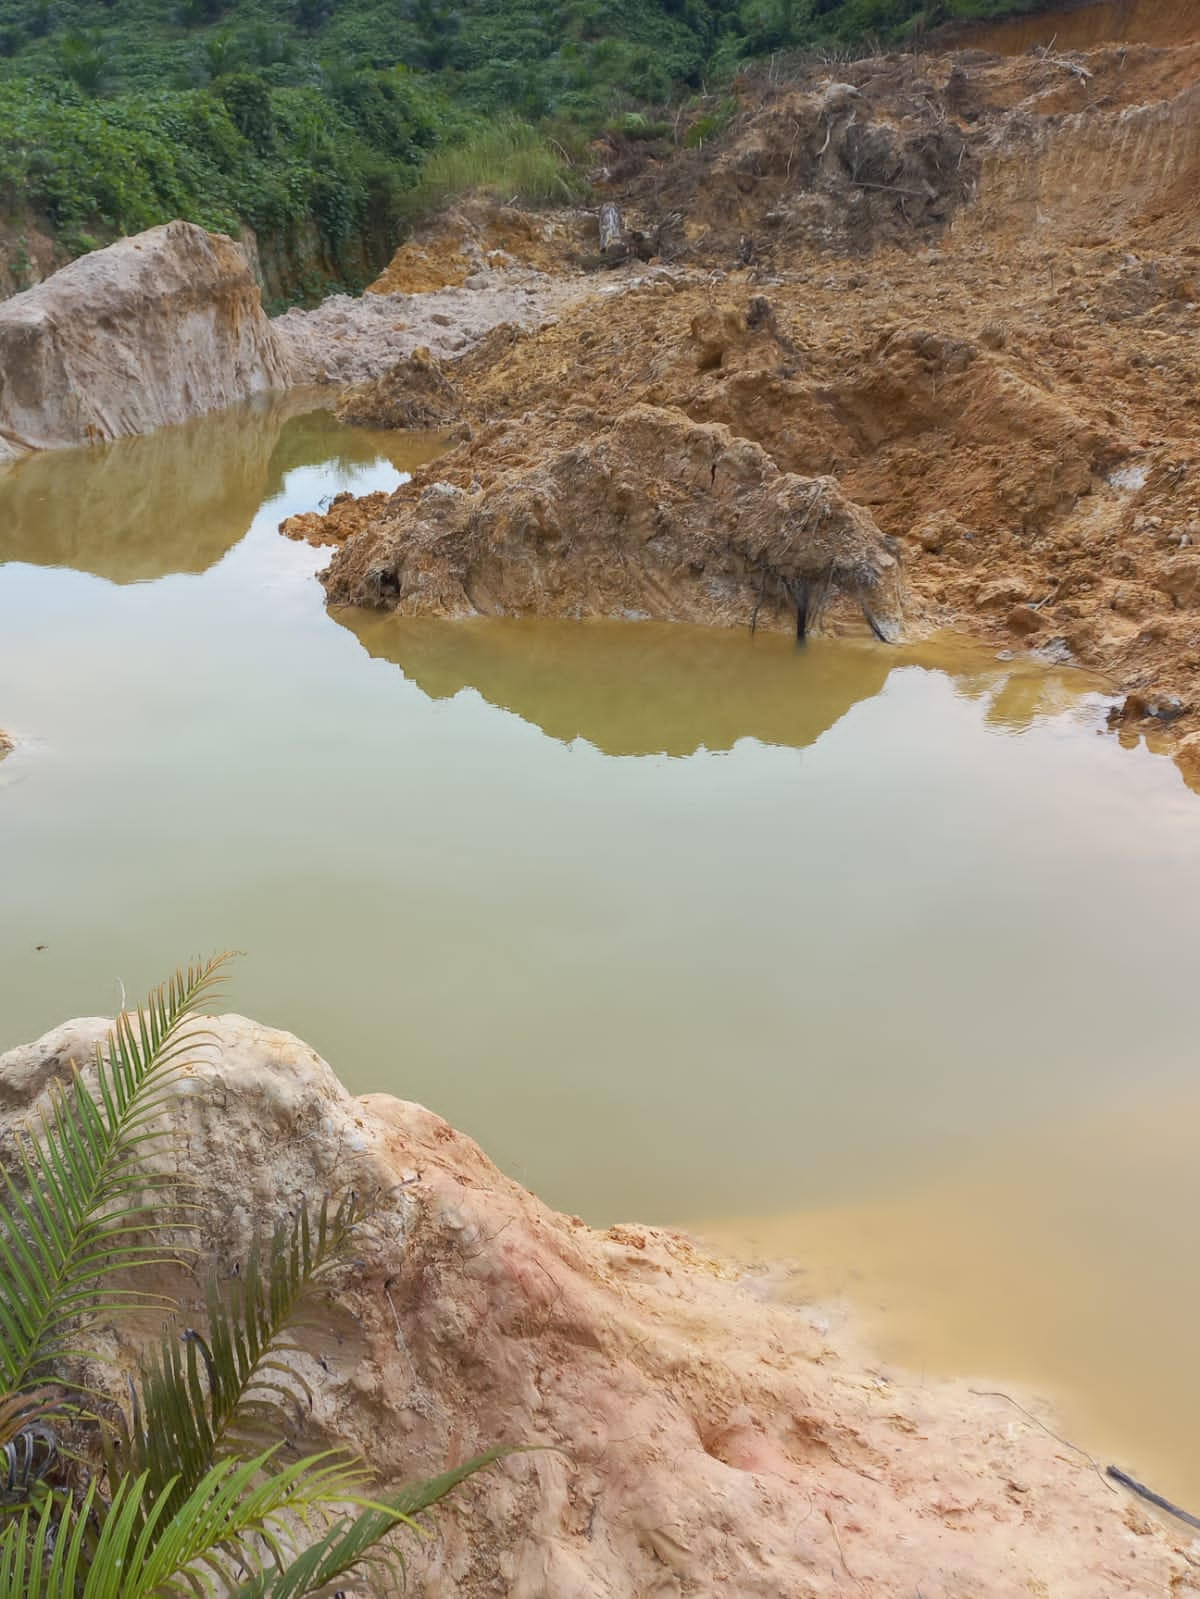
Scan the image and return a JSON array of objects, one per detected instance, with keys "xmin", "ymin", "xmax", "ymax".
[
  {"xmin": 3, "ymin": 401, "xmax": 1200, "ymax": 1514},
  {"xmin": 0, "ymin": 394, "xmax": 447, "ymax": 584},
  {"xmin": 343, "ymin": 612, "xmax": 895, "ymax": 756},
  {"xmin": 340, "ymin": 613, "xmax": 1105, "ymax": 757}
]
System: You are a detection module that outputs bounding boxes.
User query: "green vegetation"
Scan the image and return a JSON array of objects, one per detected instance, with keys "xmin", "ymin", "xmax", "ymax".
[
  {"xmin": 410, "ymin": 118, "xmax": 586, "ymax": 211},
  {"xmin": 0, "ymin": 956, "xmax": 502, "ymax": 1596},
  {"xmin": 0, "ymin": 0, "xmax": 1056, "ymax": 293},
  {"xmin": 0, "ymin": 65, "xmax": 449, "ymax": 277}
]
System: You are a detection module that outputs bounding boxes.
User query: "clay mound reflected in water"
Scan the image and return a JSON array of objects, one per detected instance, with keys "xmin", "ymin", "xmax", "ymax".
[
  {"xmin": 339, "ymin": 611, "xmax": 1105, "ymax": 757},
  {"xmin": 0, "ymin": 396, "xmax": 446, "ymax": 585}
]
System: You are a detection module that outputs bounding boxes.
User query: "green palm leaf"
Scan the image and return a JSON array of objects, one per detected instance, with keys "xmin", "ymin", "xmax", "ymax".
[
  {"xmin": 1, "ymin": 1446, "xmax": 510, "ymax": 1599},
  {"xmin": 0, "ymin": 955, "xmax": 232, "ymax": 1395},
  {"xmin": 0, "ymin": 957, "xmax": 515, "ymax": 1598},
  {"xmin": 127, "ymin": 1195, "xmax": 365, "ymax": 1520},
  {"xmin": 0, "ymin": 1450, "xmax": 372, "ymax": 1599},
  {"xmin": 229, "ymin": 1447, "xmax": 517, "ymax": 1599}
]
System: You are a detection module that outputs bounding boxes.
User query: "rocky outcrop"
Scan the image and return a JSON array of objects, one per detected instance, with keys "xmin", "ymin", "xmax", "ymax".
[
  {"xmin": 0, "ymin": 221, "xmax": 289, "ymax": 462},
  {"xmin": 319, "ymin": 405, "xmax": 905, "ymax": 641},
  {"xmin": 1, "ymin": 1013, "xmax": 1195, "ymax": 1598}
]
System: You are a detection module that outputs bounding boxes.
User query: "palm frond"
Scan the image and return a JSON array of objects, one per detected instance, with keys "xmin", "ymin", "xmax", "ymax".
[
  {"xmin": 125, "ymin": 1194, "xmax": 365, "ymax": 1522},
  {"xmin": 0, "ymin": 1451, "xmax": 386, "ymax": 1599},
  {"xmin": 230, "ymin": 1448, "xmax": 517, "ymax": 1599},
  {"xmin": 0, "ymin": 1391, "xmax": 64, "ymax": 1505},
  {"xmin": 0, "ymin": 955, "xmax": 233, "ymax": 1395},
  {"xmin": 0, "ymin": 955, "xmax": 516, "ymax": 1599}
]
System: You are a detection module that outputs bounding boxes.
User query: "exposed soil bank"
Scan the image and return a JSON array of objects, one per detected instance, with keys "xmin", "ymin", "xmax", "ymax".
[
  {"xmin": 298, "ymin": 27, "xmax": 1200, "ymax": 780},
  {"xmin": 2, "ymin": 1013, "xmax": 1196, "ymax": 1598},
  {"xmin": 962, "ymin": 0, "xmax": 1200, "ymax": 53}
]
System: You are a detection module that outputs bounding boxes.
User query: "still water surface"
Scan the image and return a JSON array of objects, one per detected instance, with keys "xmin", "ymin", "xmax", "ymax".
[{"xmin": 3, "ymin": 398, "xmax": 1200, "ymax": 1503}]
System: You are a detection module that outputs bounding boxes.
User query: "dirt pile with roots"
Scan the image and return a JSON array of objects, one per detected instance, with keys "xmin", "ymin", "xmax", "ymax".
[
  {"xmin": 321, "ymin": 403, "xmax": 904, "ymax": 640},
  {"xmin": 334, "ymin": 347, "xmax": 464, "ymax": 430}
]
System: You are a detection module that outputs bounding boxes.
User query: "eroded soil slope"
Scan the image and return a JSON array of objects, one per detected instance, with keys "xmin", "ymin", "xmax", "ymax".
[{"xmin": 301, "ymin": 16, "xmax": 1200, "ymax": 776}]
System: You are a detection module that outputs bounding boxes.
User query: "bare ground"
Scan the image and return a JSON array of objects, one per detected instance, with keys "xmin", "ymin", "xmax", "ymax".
[{"xmin": 286, "ymin": 14, "xmax": 1200, "ymax": 789}]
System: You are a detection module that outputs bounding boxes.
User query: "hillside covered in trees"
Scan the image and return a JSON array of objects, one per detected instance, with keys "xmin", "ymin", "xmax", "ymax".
[{"xmin": 0, "ymin": 0, "xmax": 1052, "ymax": 298}]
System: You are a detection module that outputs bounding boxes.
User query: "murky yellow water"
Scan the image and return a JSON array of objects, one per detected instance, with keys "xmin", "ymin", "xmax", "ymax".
[{"xmin": 3, "ymin": 399, "xmax": 1200, "ymax": 1509}]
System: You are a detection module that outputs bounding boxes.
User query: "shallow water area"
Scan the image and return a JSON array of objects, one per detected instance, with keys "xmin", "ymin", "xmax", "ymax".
[{"xmin": 3, "ymin": 398, "xmax": 1200, "ymax": 1510}]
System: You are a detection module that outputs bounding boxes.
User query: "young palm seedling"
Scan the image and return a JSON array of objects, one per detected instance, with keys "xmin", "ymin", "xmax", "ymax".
[{"xmin": 0, "ymin": 955, "xmax": 503, "ymax": 1596}]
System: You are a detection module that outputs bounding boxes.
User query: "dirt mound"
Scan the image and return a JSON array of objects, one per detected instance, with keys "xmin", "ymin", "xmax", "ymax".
[
  {"xmin": 320, "ymin": 404, "xmax": 904, "ymax": 639},
  {"xmin": 333, "ymin": 346, "xmax": 463, "ymax": 429},
  {"xmin": 368, "ymin": 200, "xmax": 589, "ymax": 295},
  {"xmin": 279, "ymin": 489, "xmax": 390, "ymax": 548},
  {"xmin": 615, "ymin": 70, "xmax": 974, "ymax": 267},
  {"xmin": 394, "ymin": 276, "xmax": 1128, "ymax": 544}
]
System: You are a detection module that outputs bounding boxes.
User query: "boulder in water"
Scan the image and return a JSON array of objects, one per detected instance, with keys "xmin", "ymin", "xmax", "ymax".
[{"xmin": 0, "ymin": 221, "xmax": 290, "ymax": 462}]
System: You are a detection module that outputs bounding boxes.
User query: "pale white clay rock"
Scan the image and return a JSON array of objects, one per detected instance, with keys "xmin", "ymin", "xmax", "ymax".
[
  {"xmin": 0, "ymin": 222, "xmax": 290, "ymax": 461},
  {"xmin": 1, "ymin": 1014, "xmax": 1195, "ymax": 1598}
]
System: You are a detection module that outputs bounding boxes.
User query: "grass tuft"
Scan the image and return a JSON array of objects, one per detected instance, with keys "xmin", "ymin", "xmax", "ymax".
[{"xmin": 410, "ymin": 119, "xmax": 587, "ymax": 211}]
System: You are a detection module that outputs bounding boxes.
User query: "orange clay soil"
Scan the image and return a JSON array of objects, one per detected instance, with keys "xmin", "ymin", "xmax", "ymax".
[
  {"xmin": 303, "ymin": 14, "xmax": 1200, "ymax": 784},
  {"xmin": 366, "ymin": 201, "xmax": 591, "ymax": 296}
]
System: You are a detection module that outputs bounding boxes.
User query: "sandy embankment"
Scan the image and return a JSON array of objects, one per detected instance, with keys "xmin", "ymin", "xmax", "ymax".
[{"xmin": 2, "ymin": 1013, "xmax": 1195, "ymax": 1598}]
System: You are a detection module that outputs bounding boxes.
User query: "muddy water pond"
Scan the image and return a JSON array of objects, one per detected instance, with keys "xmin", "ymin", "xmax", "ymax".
[{"xmin": 3, "ymin": 398, "xmax": 1200, "ymax": 1507}]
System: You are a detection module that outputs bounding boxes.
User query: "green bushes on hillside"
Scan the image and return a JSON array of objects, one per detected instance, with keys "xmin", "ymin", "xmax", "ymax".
[{"xmin": 0, "ymin": 65, "xmax": 447, "ymax": 262}]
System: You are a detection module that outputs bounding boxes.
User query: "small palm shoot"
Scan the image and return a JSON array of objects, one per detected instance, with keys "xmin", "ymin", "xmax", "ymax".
[{"xmin": 0, "ymin": 956, "xmax": 504, "ymax": 1596}]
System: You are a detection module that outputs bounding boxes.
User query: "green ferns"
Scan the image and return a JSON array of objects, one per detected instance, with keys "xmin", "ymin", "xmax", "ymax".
[{"xmin": 0, "ymin": 956, "xmax": 501, "ymax": 1597}]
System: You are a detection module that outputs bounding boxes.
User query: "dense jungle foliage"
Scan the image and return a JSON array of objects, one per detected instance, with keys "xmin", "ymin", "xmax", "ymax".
[{"xmin": 0, "ymin": 0, "xmax": 1053, "ymax": 291}]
